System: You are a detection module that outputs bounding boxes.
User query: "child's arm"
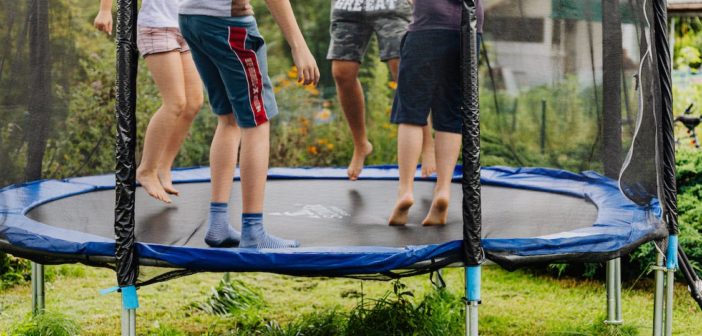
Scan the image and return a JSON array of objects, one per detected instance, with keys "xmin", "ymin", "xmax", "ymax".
[
  {"xmin": 94, "ymin": 0, "xmax": 114, "ymax": 35},
  {"xmin": 264, "ymin": 0, "xmax": 320, "ymax": 86}
]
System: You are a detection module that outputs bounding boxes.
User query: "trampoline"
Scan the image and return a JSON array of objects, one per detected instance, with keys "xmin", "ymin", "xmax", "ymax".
[
  {"xmin": 0, "ymin": 166, "xmax": 666, "ymax": 276},
  {"xmin": 0, "ymin": 0, "xmax": 694, "ymax": 334}
]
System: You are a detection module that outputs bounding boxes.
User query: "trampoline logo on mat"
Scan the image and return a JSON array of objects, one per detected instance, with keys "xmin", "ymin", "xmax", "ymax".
[{"xmin": 269, "ymin": 204, "xmax": 350, "ymax": 219}]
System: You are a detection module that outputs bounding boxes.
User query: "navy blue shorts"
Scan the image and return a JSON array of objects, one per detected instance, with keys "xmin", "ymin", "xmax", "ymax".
[
  {"xmin": 391, "ymin": 30, "xmax": 461, "ymax": 134},
  {"xmin": 179, "ymin": 15, "xmax": 278, "ymax": 128}
]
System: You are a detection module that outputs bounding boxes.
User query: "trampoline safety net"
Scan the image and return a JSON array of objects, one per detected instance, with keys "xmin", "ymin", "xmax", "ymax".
[{"xmin": 0, "ymin": 0, "xmax": 673, "ymax": 281}]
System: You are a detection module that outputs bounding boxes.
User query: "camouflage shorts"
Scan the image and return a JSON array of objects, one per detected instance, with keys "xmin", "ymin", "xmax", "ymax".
[{"xmin": 327, "ymin": 0, "xmax": 412, "ymax": 62}]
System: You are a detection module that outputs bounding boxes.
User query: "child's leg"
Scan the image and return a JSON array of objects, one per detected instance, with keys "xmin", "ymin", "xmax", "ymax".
[
  {"xmin": 210, "ymin": 114, "xmax": 241, "ymax": 203},
  {"xmin": 137, "ymin": 51, "xmax": 188, "ymax": 203},
  {"xmin": 422, "ymin": 131, "xmax": 461, "ymax": 226},
  {"xmin": 157, "ymin": 52, "xmax": 204, "ymax": 196},
  {"xmin": 387, "ymin": 58, "xmax": 436, "ymax": 177},
  {"xmin": 239, "ymin": 122, "xmax": 269, "ymax": 214},
  {"xmin": 205, "ymin": 114, "xmax": 242, "ymax": 247},
  {"xmin": 388, "ymin": 124, "xmax": 424, "ymax": 225},
  {"xmin": 420, "ymin": 120, "xmax": 436, "ymax": 177},
  {"xmin": 332, "ymin": 60, "xmax": 373, "ymax": 181},
  {"xmin": 238, "ymin": 122, "xmax": 299, "ymax": 248},
  {"xmin": 387, "ymin": 58, "xmax": 436, "ymax": 178}
]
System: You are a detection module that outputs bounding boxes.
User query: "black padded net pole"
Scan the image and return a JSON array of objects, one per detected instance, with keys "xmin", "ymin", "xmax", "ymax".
[
  {"xmin": 602, "ymin": 0, "xmax": 623, "ymax": 179},
  {"xmin": 114, "ymin": 0, "xmax": 139, "ymax": 290},
  {"xmin": 461, "ymin": 0, "xmax": 484, "ymax": 266},
  {"xmin": 653, "ymin": 1, "xmax": 702, "ymax": 313},
  {"xmin": 653, "ymin": 0, "xmax": 677, "ymax": 235}
]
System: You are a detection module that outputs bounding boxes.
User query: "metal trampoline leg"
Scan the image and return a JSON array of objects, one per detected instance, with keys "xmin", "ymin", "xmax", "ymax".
[
  {"xmin": 653, "ymin": 254, "xmax": 665, "ymax": 336},
  {"xmin": 615, "ymin": 258, "xmax": 623, "ymax": 323},
  {"xmin": 467, "ymin": 301, "xmax": 479, "ymax": 336},
  {"xmin": 663, "ymin": 235, "xmax": 678, "ymax": 336},
  {"xmin": 605, "ymin": 258, "xmax": 623, "ymax": 325},
  {"xmin": 31, "ymin": 262, "xmax": 45, "ymax": 316},
  {"xmin": 121, "ymin": 308, "xmax": 136, "ymax": 336},
  {"xmin": 664, "ymin": 269, "xmax": 674, "ymax": 336},
  {"xmin": 465, "ymin": 266, "xmax": 481, "ymax": 336},
  {"xmin": 129, "ymin": 309, "xmax": 137, "ymax": 336},
  {"xmin": 121, "ymin": 309, "xmax": 128, "ymax": 336}
]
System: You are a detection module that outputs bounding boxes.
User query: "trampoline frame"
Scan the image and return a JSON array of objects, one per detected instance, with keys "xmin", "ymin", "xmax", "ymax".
[
  {"xmin": 1, "ymin": 0, "xmax": 681, "ymax": 335},
  {"xmin": 0, "ymin": 165, "xmax": 666, "ymax": 274}
]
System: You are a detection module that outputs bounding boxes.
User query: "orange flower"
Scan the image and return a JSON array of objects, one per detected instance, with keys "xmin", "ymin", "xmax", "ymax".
[
  {"xmin": 388, "ymin": 81, "xmax": 398, "ymax": 90},
  {"xmin": 288, "ymin": 66, "xmax": 298, "ymax": 79},
  {"xmin": 326, "ymin": 143, "xmax": 334, "ymax": 151},
  {"xmin": 308, "ymin": 145, "xmax": 318, "ymax": 155},
  {"xmin": 315, "ymin": 109, "xmax": 332, "ymax": 122},
  {"xmin": 304, "ymin": 84, "xmax": 320, "ymax": 96}
]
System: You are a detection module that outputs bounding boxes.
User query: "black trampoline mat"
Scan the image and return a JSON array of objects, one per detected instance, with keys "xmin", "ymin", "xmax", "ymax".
[{"xmin": 26, "ymin": 180, "xmax": 597, "ymax": 248}]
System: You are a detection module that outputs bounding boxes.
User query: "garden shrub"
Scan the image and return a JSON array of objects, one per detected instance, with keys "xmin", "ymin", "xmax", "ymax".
[
  {"xmin": 0, "ymin": 253, "xmax": 30, "ymax": 289},
  {"xmin": 191, "ymin": 279, "xmax": 265, "ymax": 317},
  {"xmin": 9, "ymin": 313, "xmax": 80, "ymax": 336},
  {"xmin": 629, "ymin": 148, "xmax": 702, "ymax": 276}
]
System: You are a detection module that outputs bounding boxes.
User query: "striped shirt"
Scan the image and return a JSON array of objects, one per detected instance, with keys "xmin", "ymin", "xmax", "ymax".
[{"xmin": 179, "ymin": 0, "xmax": 254, "ymax": 17}]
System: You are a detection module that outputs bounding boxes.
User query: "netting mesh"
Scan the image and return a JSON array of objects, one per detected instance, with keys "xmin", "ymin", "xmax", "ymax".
[{"xmin": 480, "ymin": 0, "xmax": 659, "ymax": 190}]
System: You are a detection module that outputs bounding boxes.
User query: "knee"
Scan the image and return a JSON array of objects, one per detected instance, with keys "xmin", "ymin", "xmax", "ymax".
[
  {"xmin": 332, "ymin": 65, "xmax": 358, "ymax": 85},
  {"xmin": 217, "ymin": 114, "xmax": 238, "ymax": 128},
  {"xmin": 183, "ymin": 97, "xmax": 203, "ymax": 121},
  {"xmin": 164, "ymin": 97, "xmax": 188, "ymax": 117}
]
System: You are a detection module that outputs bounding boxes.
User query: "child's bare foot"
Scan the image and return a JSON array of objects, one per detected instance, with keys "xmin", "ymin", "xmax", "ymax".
[
  {"xmin": 421, "ymin": 148, "xmax": 436, "ymax": 177},
  {"xmin": 158, "ymin": 169, "xmax": 180, "ymax": 196},
  {"xmin": 348, "ymin": 141, "xmax": 373, "ymax": 181},
  {"xmin": 137, "ymin": 168, "xmax": 171, "ymax": 203},
  {"xmin": 389, "ymin": 194, "xmax": 414, "ymax": 226},
  {"xmin": 422, "ymin": 196, "xmax": 449, "ymax": 226}
]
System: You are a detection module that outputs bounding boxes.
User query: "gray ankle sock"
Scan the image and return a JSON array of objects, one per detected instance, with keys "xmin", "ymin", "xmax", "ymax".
[
  {"xmin": 239, "ymin": 213, "xmax": 300, "ymax": 249},
  {"xmin": 204, "ymin": 202, "xmax": 241, "ymax": 247}
]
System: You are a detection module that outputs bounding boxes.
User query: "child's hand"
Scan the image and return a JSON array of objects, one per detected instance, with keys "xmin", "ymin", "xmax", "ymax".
[
  {"xmin": 94, "ymin": 10, "xmax": 113, "ymax": 35},
  {"xmin": 291, "ymin": 46, "xmax": 320, "ymax": 86}
]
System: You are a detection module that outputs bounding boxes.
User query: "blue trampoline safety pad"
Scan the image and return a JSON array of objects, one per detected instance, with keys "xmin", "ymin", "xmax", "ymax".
[{"xmin": 0, "ymin": 166, "xmax": 665, "ymax": 275}]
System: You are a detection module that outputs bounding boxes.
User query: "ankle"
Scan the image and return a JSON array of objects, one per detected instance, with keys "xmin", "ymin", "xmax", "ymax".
[
  {"xmin": 353, "ymin": 140, "xmax": 371, "ymax": 150},
  {"xmin": 398, "ymin": 193, "xmax": 413, "ymax": 201},
  {"xmin": 241, "ymin": 213, "xmax": 264, "ymax": 234},
  {"xmin": 137, "ymin": 166, "xmax": 157, "ymax": 176},
  {"xmin": 205, "ymin": 203, "xmax": 240, "ymax": 247},
  {"xmin": 242, "ymin": 213, "xmax": 263, "ymax": 222},
  {"xmin": 158, "ymin": 167, "xmax": 173, "ymax": 175},
  {"xmin": 210, "ymin": 202, "xmax": 228, "ymax": 211},
  {"xmin": 398, "ymin": 187, "xmax": 413, "ymax": 198},
  {"xmin": 433, "ymin": 192, "xmax": 450, "ymax": 202}
]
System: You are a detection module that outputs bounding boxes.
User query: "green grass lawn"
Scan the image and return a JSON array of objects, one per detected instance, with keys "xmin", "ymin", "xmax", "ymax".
[{"xmin": 1, "ymin": 265, "xmax": 701, "ymax": 335}]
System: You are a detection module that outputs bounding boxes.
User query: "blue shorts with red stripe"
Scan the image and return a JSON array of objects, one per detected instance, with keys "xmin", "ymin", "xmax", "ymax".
[{"xmin": 179, "ymin": 15, "xmax": 277, "ymax": 127}]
